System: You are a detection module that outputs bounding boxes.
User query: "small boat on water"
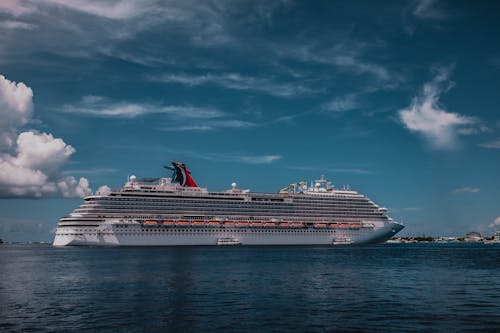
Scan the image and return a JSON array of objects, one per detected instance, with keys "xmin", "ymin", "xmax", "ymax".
[
  {"xmin": 216, "ymin": 237, "xmax": 242, "ymax": 246},
  {"xmin": 333, "ymin": 237, "xmax": 353, "ymax": 245}
]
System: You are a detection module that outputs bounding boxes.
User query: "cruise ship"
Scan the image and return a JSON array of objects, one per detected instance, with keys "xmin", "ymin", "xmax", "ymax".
[{"xmin": 53, "ymin": 162, "xmax": 404, "ymax": 246}]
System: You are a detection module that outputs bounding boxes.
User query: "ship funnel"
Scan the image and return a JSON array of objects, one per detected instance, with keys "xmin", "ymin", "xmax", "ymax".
[{"xmin": 170, "ymin": 162, "xmax": 198, "ymax": 187}]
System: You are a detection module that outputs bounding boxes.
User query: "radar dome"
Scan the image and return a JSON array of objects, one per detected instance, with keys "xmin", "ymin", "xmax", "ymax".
[{"xmin": 130, "ymin": 175, "xmax": 137, "ymax": 181}]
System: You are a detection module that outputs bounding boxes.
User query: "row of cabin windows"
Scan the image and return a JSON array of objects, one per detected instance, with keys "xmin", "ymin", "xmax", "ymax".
[{"xmin": 95, "ymin": 196, "xmax": 371, "ymax": 205}]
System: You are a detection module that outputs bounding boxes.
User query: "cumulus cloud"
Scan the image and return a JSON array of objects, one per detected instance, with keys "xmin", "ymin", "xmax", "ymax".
[
  {"xmin": 452, "ymin": 186, "xmax": 480, "ymax": 194},
  {"xmin": 0, "ymin": 74, "xmax": 92, "ymax": 198},
  {"xmin": 96, "ymin": 185, "xmax": 112, "ymax": 195},
  {"xmin": 489, "ymin": 217, "xmax": 500, "ymax": 229},
  {"xmin": 57, "ymin": 177, "xmax": 91, "ymax": 198},
  {"xmin": 398, "ymin": 67, "xmax": 480, "ymax": 150},
  {"xmin": 0, "ymin": 74, "xmax": 33, "ymax": 149}
]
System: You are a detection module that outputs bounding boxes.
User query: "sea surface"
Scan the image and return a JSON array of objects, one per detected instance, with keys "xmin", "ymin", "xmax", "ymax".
[{"xmin": 1, "ymin": 243, "xmax": 499, "ymax": 332}]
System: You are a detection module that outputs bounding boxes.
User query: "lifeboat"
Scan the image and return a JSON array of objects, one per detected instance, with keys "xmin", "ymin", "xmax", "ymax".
[
  {"xmin": 263, "ymin": 222, "xmax": 276, "ymax": 227},
  {"xmin": 329, "ymin": 223, "xmax": 338, "ymax": 227},
  {"xmin": 177, "ymin": 221, "xmax": 190, "ymax": 225},
  {"xmin": 224, "ymin": 221, "xmax": 236, "ymax": 226},
  {"xmin": 192, "ymin": 221, "xmax": 205, "ymax": 225},
  {"xmin": 162, "ymin": 221, "xmax": 174, "ymax": 225},
  {"xmin": 290, "ymin": 223, "xmax": 304, "ymax": 227},
  {"xmin": 236, "ymin": 221, "xmax": 249, "ymax": 226},
  {"xmin": 208, "ymin": 221, "xmax": 221, "ymax": 226},
  {"xmin": 279, "ymin": 222, "xmax": 289, "ymax": 227},
  {"xmin": 314, "ymin": 223, "xmax": 327, "ymax": 228},
  {"xmin": 350, "ymin": 223, "xmax": 362, "ymax": 228},
  {"xmin": 250, "ymin": 222, "xmax": 262, "ymax": 226},
  {"xmin": 144, "ymin": 220, "xmax": 158, "ymax": 225},
  {"xmin": 339, "ymin": 223, "xmax": 350, "ymax": 228}
]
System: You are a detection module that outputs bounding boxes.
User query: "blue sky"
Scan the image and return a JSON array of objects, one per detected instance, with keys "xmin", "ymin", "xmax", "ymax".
[{"xmin": 0, "ymin": 0, "xmax": 499, "ymax": 241}]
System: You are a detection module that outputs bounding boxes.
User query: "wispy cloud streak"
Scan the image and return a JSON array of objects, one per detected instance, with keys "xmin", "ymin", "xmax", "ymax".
[
  {"xmin": 150, "ymin": 72, "xmax": 319, "ymax": 98},
  {"xmin": 452, "ymin": 186, "xmax": 480, "ymax": 194},
  {"xmin": 289, "ymin": 165, "xmax": 373, "ymax": 175},
  {"xmin": 60, "ymin": 95, "xmax": 224, "ymax": 119},
  {"xmin": 478, "ymin": 138, "xmax": 500, "ymax": 149}
]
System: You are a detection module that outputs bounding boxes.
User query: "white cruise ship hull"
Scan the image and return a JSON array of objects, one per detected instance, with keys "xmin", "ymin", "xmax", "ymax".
[
  {"xmin": 53, "ymin": 162, "xmax": 406, "ymax": 247},
  {"xmin": 53, "ymin": 222, "xmax": 403, "ymax": 246}
]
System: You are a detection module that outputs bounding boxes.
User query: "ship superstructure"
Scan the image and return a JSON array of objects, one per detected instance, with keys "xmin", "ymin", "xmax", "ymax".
[{"xmin": 53, "ymin": 162, "xmax": 404, "ymax": 246}]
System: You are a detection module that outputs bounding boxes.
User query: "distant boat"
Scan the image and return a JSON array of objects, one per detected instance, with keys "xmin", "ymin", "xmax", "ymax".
[
  {"xmin": 216, "ymin": 237, "xmax": 242, "ymax": 246},
  {"xmin": 464, "ymin": 232, "xmax": 483, "ymax": 243}
]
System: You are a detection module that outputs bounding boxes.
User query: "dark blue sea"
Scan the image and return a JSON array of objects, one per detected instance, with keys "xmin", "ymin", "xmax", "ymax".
[{"xmin": 1, "ymin": 244, "xmax": 499, "ymax": 332}]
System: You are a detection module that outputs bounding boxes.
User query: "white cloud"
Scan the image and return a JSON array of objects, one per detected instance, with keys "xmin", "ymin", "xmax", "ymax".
[
  {"xmin": 489, "ymin": 217, "xmax": 500, "ymax": 229},
  {"xmin": 457, "ymin": 125, "xmax": 490, "ymax": 136},
  {"xmin": 289, "ymin": 165, "xmax": 372, "ymax": 175},
  {"xmin": 60, "ymin": 95, "xmax": 224, "ymax": 119},
  {"xmin": 0, "ymin": 0, "xmax": 151, "ymax": 20},
  {"xmin": 16, "ymin": 132, "xmax": 75, "ymax": 177},
  {"xmin": 0, "ymin": 0, "xmax": 288, "ymax": 68},
  {"xmin": 0, "ymin": 20, "xmax": 37, "ymax": 30},
  {"xmin": 62, "ymin": 95, "xmax": 260, "ymax": 132},
  {"xmin": 197, "ymin": 152, "xmax": 282, "ymax": 164},
  {"xmin": 236, "ymin": 155, "xmax": 282, "ymax": 164},
  {"xmin": 151, "ymin": 72, "xmax": 317, "ymax": 98},
  {"xmin": 0, "ymin": 74, "xmax": 93, "ymax": 198},
  {"xmin": 57, "ymin": 176, "xmax": 91, "ymax": 198},
  {"xmin": 0, "ymin": 0, "xmax": 36, "ymax": 16},
  {"xmin": 398, "ymin": 67, "xmax": 480, "ymax": 150},
  {"xmin": 62, "ymin": 167, "xmax": 117, "ymax": 175},
  {"xmin": 404, "ymin": 0, "xmax": 454, "ymax": 36},
  {"xmin": 275, "ymin": 41, "xmax": 391, "ymax": 81},
  {"xmin": 323, "ymin": 94, "xmax": 360, "ymax": 113},
  {"xmin": 161, "ymin": 119, "xmax": 257, "ymax": 132},
  {"xmin": 96, "ymin": 185, "xmax": 112, "ymax": 195},
  {"xmin": 452, "ymin": 186, "xmax": 480, "ymax": 194},
  {"xmin": 42, "ymin": 0, "xmax": 149, "ymax": 20},
  {"xmin": 413, "ymin": 0, "xmax": 448, "ymax": 20},
  {"xmin": 0, "ymin": 131, "xmax": 91, "ymax": 198},
  {"xmin": 0, "ymin": 74, "xmax": 33, "ymax": 149},
  {"xmin": 478, "ymin": 138, "xmax": 500, "ymax": 149}
]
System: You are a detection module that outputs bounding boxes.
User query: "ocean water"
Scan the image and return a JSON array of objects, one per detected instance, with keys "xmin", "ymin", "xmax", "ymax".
[{"xmin": 1, "ymin": 244, "xmax": 499, "ymax": 332}]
